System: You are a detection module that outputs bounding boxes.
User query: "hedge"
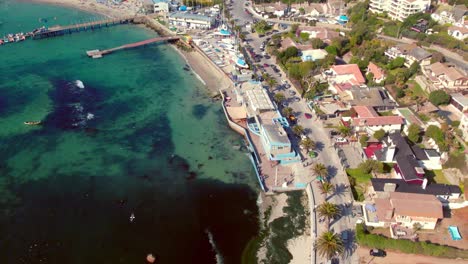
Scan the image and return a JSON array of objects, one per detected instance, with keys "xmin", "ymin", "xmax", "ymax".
[{"xmin": 355, "ymin": 224, "xmax": 468, "ymax": 259}]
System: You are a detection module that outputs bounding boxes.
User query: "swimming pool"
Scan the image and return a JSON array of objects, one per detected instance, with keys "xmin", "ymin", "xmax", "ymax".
[{"xmin": 449, "ymin": 226, "xmax": 462, "ymax": 241}]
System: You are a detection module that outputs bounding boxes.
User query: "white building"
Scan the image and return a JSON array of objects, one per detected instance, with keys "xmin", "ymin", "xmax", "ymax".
[
  {"xmin": 169, "ymin": 13, "xmax": 214, "ymax": 29},
  {"xmin": 448, "ymin": 26, "xmax": 468, "ymax": 40},
  {"xmin": 369, "ymin": 0, "xmax": 431, "ymax": 21},
  {"xmin": 144, "ymin": 0, "xmax": 170, "ymax": 13}
]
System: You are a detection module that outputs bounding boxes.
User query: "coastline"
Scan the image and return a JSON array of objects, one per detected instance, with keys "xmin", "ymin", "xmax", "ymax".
[
  {"xmin": 27, "ymin": 0, "xmax": 230, "ymax": 95},
  {"xmin": 27, "ymin": 0, "xmax": 134, "ymax": 18}
]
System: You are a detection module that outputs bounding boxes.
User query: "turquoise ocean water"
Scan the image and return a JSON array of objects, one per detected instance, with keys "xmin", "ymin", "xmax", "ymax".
[{"xmin": 0, "ymin": 1, "xmax": 259, "ymax": 263}]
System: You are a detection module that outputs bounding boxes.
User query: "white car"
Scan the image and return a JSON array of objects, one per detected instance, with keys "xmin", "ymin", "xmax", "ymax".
[{"xmin": 335, "ymin": 137, "xmax": 347, "ymax": 143}]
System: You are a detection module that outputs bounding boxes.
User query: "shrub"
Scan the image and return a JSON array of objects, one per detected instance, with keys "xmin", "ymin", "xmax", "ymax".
[
  {"xmin": 408, "ymin": 124, "xmax": 421, "ymax": 143},
  {"xmin": 373, "ymin": 129, "xmax": 385, "ymax": 141},
  {"xmin": 429, "ymin": 90, "xmax": 450, "ymax": 106},
  {"xmin": 360, "ymin": 135, "xmax": 369, "ymax": 147}
]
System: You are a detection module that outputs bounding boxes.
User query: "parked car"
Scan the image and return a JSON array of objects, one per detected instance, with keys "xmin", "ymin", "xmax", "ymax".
[
  {"xmin": 263, "ymin": 63, "xmax": 269, "ymax": 67},
  {"xmin": 335, "ymin": 137, "xmax": 347, "ymax": 143},
  {"xmin": 293, "ymin": 97, "xmax": 300, "ymax": 102},
  {"xmin": 288, "ymin": 90, "xmax": 296, "ymax": 95},
  {"xmin": 369, "ymin": 249, "xmax": 386, "ymax": 257},
  {"xmin": 304, "ymin": 113, "xmax": 312, "ymax": 119}
]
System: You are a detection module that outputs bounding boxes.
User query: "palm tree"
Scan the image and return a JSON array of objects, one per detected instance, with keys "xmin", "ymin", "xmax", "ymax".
[
  {"xmin": 337, "ymin": 125, "xmax": 352, "ymax": 137},
  {"xmin": 292, "ymin": 125, "xmax": 305, "ymax": 136},
  {"xmin": 317, "ymin": 202, "xmax": 341, "ymax": 228},
  {"xmin": 282, "ymin": 107, "xmax": 294, "ymax": 117},
  {"xmin": 267, "ymin": 78, "xmax": 277, "ymax": 89},
  {"xmin": 313, "ymin": 163, "xmax": 328, "ymax": 180},
  {"xmin": 320, "ymin": 182, "xmax": 335, "ymax": 200},
  {"xmin": 315, "ymin": 231, "xmax": 344, "ymax": 261},
  {"xmin": 300, "ymin": 137, "xmax": 316, "ymax": 152},
  {"xmin": 274, "ymin": 93, "xmax": 286, "ymax": 104}
]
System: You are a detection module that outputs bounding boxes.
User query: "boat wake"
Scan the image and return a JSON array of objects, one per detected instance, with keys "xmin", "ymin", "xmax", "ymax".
[{"xmin": 205, "ymin": 229, "xmax": 224, "ymax": 264}]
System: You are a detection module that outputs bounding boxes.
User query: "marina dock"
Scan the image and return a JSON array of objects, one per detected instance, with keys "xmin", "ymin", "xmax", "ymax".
[
  {"xmin": 32, "ymin": 16, "xmax": 137, "ymax": 39},
  {"xmin": 86, "ymin": 36, "xmax": 180, "ymax": 58}
]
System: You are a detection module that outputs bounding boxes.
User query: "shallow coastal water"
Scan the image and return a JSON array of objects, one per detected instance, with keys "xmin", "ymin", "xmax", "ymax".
[{"xmin": 0, "ymin": 1, "xmax": 259, "ymax": 263}]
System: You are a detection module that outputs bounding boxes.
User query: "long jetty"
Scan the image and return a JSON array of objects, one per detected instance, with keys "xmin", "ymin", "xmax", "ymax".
[
  {"xmin": 86, "ymin": 36, "xmax": 180, "ymax": 58},
  {"xmin": 32, "ymin": 16, "xmax": 137, "ymax": 39}
]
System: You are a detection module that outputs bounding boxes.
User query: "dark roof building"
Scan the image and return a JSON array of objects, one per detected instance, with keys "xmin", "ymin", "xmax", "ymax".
[
  {"xmin": 371, "ymin": 178, "xmax": 461, "ymax": 201},
  {"xmin": 389, "ymin": 133, "xmax": 425, "ymax": 184}
]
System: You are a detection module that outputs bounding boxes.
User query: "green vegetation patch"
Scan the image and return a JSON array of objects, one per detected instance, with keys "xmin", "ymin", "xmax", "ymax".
[
  {"xmin": 346, "ymin": 168, "xmax": 372, "ymax": 184},
  {"xmin": 260, "ymin": 191, "xmax": 308, "ymax": 264},
  {"xmin": 356, "ymin": 224, "xmax": 468, "ymax": 259}
]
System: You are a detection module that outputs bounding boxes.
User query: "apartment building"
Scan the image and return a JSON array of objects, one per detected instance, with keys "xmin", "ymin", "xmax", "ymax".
[{"xmin": 369, "ymin": 0, "xmax": 431, "ymax": 21}]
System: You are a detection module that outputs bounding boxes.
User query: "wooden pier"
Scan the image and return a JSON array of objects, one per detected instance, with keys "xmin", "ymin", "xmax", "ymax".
[
  {"xmin": 33, "ymin": 16, "xmax": 138, "ymax": 39},
  {"xmin": 86, "ymin": 36, "xmax": 180, "ymax": 58}
]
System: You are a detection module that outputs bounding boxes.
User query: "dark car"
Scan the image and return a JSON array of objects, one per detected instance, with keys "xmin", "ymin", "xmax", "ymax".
[
  {"xmin": 263, "ymin": 63, "xmax": 269, "ymax": 67},
  {"xmin": 369, "ymin": 249, "xmax": 386, "ymax": 257},
  {"xmin": 304, "ymin": 113, "xmax": 312, "ymax": 119}
]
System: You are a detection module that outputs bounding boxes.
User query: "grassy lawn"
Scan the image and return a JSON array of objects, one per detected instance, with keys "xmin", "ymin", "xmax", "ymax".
[
  {"xmin": 347, "ymin": 168, "xmax": 372, "ymax": 202},
  {"xmin": 407, "ymin": 80, "xmax": 427, "ymax": 98},
  {"xmin": 378, "ymin": 111, "xmax": 394, "ymax": 116},
  {"xmin": 425, "ymin": 170, "xmax": 451, "ymax": 184},
  {"xmin": 346, "ymin": 168, "xmax": 372, "ymax": 184}
]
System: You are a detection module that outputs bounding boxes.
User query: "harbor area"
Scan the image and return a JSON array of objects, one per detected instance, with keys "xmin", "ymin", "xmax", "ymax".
[{"xmin": 221, "ymin": 82, "xmax": 311, "ymax": 193}]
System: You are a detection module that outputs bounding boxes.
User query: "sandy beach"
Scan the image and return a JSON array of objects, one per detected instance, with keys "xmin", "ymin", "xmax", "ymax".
[{"xmin": 29, "ymin": 0, "xmax": 138, "ymax": 18}]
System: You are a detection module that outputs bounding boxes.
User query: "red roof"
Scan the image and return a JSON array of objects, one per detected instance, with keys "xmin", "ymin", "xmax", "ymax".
[
  {"xmin": 352, "ymin": 106, "xmax": 403, "ymax": 126},
  {"xmin": 352, "ymin": 116, "xmax": 403, "ymax": 126},
  {"xmin": 354, "ymin": 105, "xmax": 378, "ymax": 118},
  {"xmin": 331, "ymin": 64, "xmax": 366, "ymax": 84},
  {"xmin": 367, "ymin": 62, "xmax": 385, "ymax": 80}
]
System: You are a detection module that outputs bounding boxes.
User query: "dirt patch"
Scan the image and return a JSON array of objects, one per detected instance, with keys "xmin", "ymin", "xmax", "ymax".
[
  {"xmin": 358, "ymin": 246, "xmax": 468, "ymax": 264},
  {"xmin": 417, "ymin": 207, "xmax": 468, "ymax": 250}
]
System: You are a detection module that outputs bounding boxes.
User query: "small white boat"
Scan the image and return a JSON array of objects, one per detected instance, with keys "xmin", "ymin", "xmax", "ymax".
[{"xmin": 130, "ymin": 213, "xmax": 135, "ymax": 223}]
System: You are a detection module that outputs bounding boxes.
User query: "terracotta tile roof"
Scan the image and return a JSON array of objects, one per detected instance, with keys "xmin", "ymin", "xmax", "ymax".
[
  {"xmin": 331, "ymin": 64, "xmax": 366, "ymax": 84},
  {"xmin": 354, "ymin": 105, "xmax": 378, "ymax": 118},
  {"xmin": 389, "ymin": 192, "xmax": 443, "ymax": 219},
  {"xmin": 429, "ymin": 62, "xmax": 446, "ymax": 76},
  {"xmin": 352, "ymin": 106, "xmax": 403, "ymax": 126},
  {"xmin": 445, "ymin": 67, "xmax": 466, "ymax": 81},
  {"xmin": 367, "ymin": 62, "xmax": 385, "ymax": 80}
]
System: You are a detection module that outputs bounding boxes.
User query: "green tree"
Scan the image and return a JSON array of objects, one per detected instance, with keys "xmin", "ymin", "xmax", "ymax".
[
  {"xmin": 320, "ymin": 182, "xmax": 335, "ymax": 200},
  {"xmin": 358, "ymin": 160, "xmax": 384, "ymax": 174},
  {"xmin": 317, "ymin": 202, "xmax": 341, "ymax": 228},
  {"xmin": 360, "ymin": 135, "xmax": 369, "ymax": 147},
  {"xmin": 300, "ymin": 32, "xmax": 310, "ymax": 41},
  {"xmin": 313, "ymin": 163, "xmax": 328, "ymax": 179},
  {"xmin": 338, "ymin": 125, "xmax": 352, "ymax": 137},
  {"xmin": 267, "ymin": 78, "xmax": 277, "ymax": 88},
  {"xmin": 311, "ymin": 38, "xmax": 324, "ymax": 49},
  {"xmin": 299, "ymin": 7, "xmax": 305, "ymax": 15},
  {"xmin": 429, "ymin": 90, "xmax": 450, "ymax": 106},
  {"xmin": 274, "ymin": 93, "xmax": 286, "ymax": 104},
  {"xmin": 282, "ymin": 107, "xmax": 294, "ymax": 117},
  {"xmin": 290, "ymin": 23, "xmax": 299, "ymax": 34},
  {"xmin": 407, "ymin": 62, "xmax": 420, "ymax": 78},
  {"xmin": 389, "ymin": 57, "xmax": 405, "ymax": 69},
  {"xmin": 373, "ymin": 129, "xmax": 386, "ymax": 141},
  {"xmin": 425, "ymin": 125, "xmax": 444, "ymax": 142},
  {"xmin": 292, "ymin": 125, "xmax": 305, "ymax": 136},
  {"xmin": 315, "ymin": 231, "xmax": 345, "ymax": 261},
  {"xmin": 325, "ymin": 45, "xmax": 338, "ymax": 56},
  {"xmin": 301, "ymin": 137, "xmax": 316, "ymax": 152},
  {"xmin": 408, "ymin": 124, "xmax": 421, "ymax": 143}
]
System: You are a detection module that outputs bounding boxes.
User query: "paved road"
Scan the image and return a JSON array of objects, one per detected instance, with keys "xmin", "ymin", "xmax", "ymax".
[{"xmin": 230, "ymin": 2, "xmax": 359, "ymax": 263}]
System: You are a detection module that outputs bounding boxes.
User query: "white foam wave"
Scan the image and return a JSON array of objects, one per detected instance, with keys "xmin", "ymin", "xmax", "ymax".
[
  {"xmin": 75, "ymin": 80, "xmax": 85, "ymax": 89},
  {"xmin": 86, "ymin": 113, "xmax": 94, "ymax": 120},
  {"xmin": 205, "ymin": 229, "xmax": 224, "ymax": 264}
]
